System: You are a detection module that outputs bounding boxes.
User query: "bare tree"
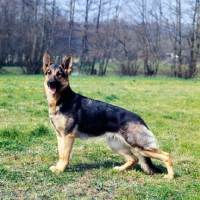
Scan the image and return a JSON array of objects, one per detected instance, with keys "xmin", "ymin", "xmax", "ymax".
[
  {"xmin": 0, "ymin": 0, "xmax": 77, "ymax": 73},
  {"xmin": 68, "ymin": 0, "xmax": 76, "ymax": 54},
  {"xmin": 29, "ymin": 0, "xmax": 40, "ymax": 74},
  {"xmin": 148, "ymin": 0, "xmax": 163, "ymax": 76},
  {"xmin": 20, "ymin": 0, "xmax": 57, "ymax": 74},
  {"xmin": 90, "ymin": 0, "xmax": 102, "ymax": 75},
  {"xmin": 124, "ymin": 0, "xmax": 163, "ymax": 76},
  {"xmin": 176, "ymin": 0, "xmax": 182, "ymax": 77},
  {"xmin": 78, "ymin": 0, "xmax": 90, "ymax": 73},
  {"xmin": 113, "ymin": 20, "xmax": 141, "ymax": 76},
  {"xmin": 163, "ymin": 0, "xmax": 183, "ymax": 77},
  {"xmin": 97, "ymin": 0, "xmax": 122, "ymax": 76},
  {"xmin": 1, "ymin": 0, "xmax": 200, "ymax": 78},
  {"xmin": 47, "ymin": 0, "xmax": 56, "ymax": 51},
  {"xmin": 184, "ymin": 0, "xmax": 200, "ymax": 78},
  {"xmin": 0, "ymin": 0, "xmax": 19, "ymax": 69}
]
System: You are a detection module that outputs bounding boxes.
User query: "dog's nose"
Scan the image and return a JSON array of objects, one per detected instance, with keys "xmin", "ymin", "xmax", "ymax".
[
  {"xmin": 48, "ymin": 76, "xmax": 57, "ymax": 83},
  {"xmin": 48, "ymin": 79, "xmax": 56, "ymax": 84},
  {"xmin": 48, "ymin": 77, "xmax": 57, "ymax": 87}
]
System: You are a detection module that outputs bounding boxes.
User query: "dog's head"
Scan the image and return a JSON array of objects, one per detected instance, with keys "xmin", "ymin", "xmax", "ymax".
[{"xmin": 42, "ymin": 52, "xmax": 73, "ymax": 95}]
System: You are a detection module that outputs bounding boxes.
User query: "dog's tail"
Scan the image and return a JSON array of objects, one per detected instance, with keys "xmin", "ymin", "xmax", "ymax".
[{"xmin": 138, "ymin": 155, "xmax": 162, "ymax": 175}]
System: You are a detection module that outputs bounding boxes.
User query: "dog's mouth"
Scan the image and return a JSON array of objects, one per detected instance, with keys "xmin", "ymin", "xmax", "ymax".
[
  {"xmin": 48, "ymin": 82, "xmax": 58, "ymax": 95},
  {"xmin": 49, "ymin": 86, "xmax": 57, "ymax": 95}
]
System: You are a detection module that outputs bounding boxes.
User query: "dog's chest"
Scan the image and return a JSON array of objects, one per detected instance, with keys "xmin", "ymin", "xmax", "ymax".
[
  {"xmin": 47, "ymin": 101, "xmax": 66, "ymax": 132},
  {"xmin": 49, "ymin": 107, "xmax": 75, "ymax": 135},
  {"xmin": 50, "ymin": 115, "xmax": 65, "ymax": 134}
]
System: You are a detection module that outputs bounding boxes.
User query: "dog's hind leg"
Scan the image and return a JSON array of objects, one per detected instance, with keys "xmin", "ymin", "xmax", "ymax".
[
  {"xmin": 135, "ymin": 148, "xmax": 174, "ymax": 179},
  {"xmin": 138, "ymin": 155, "xmax": 162, "ymax": 175},
  {"xmin": 106, "ymin": 134, "xmax": 138, "ymax": 171},
  {"xmin": 113, "ymin": 148, "xmax": 138, "ymax": 171},
  {"xmin": 125, "ymin": 124, "xmax": 174, "ymax": 179}
]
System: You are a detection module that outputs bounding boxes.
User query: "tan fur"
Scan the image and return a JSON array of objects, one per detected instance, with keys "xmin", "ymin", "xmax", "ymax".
[
  {"xmin": 106, "ymin": 133, "xmax": 139, "ymax": 171},
  {"xmin": 50, "ymin": 130, "xmax": 76, "ymax": 172},
  {"xmin": 134, "ymin": 147, "xmax": 174, "ymax": 179},
  {"xmin": 107, "ymin": 132, "xmax": 174, "ymax": 178},
  {"xmin": 47, "ymin": 93, "xmax": 76, "ymax": 172}
]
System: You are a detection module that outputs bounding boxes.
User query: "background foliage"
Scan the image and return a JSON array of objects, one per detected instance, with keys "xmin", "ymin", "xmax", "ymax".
[{"xmin": 0, "ymin": 0, "xmax": 200, "ymax": 78}]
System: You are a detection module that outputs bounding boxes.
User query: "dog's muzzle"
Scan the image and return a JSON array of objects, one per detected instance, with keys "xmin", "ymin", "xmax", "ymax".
[{"xmin": 48, "ymin": 78, "xmax": 59, "ymax": 95}]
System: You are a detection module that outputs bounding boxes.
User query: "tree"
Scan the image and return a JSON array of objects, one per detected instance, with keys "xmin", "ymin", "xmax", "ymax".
[
  {"xmin": 113, "ymin": 21, "xmax": 141, "ymax": 76},
  {"xmin": 184, "ymin": 0, "xmax": 200, "ymax": 78},
  {"xmin": 0, "ymin": 0, "xmax": 200, "ymax": 78},
  {"xmin": 77, "ymin": 0, "xmax": 90, "ymax": 73},
  {"xmin": 90, "ymin": 0, "xmax": 102, "ymax": 75},
  {"xmin": 97, "ymin": 0, "xmax": 122, "ymax": 76},
  {"xmin": 67, "ymin": 0, "xmax": 76, "ymax": 54},
  {"xmin": 176, "ymin": 0, "xmax": 182, "ymax": 78},
  {"xmin": 124, "ymin": 0, "xmax": 163, "ymax": 76},
  {"xmin": 163, "ymin": 0, "xmax": 183, "ymax": 77},
  {"xmin": 18, "ymin": 0, "xmax": 57, "ymax": 74},
  {"xmin": 0, "ymin": 0, "xmax": 19, "ymax": 69}
]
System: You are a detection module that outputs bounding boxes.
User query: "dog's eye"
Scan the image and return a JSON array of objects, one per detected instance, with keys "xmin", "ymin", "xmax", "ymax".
[
  {"xmin": 46, "ymin": 70, "xmax": 51, "ymax": 76},
  {"xmin": 57, "ymin": 72, "xmax": 63, "ymax": 78}
]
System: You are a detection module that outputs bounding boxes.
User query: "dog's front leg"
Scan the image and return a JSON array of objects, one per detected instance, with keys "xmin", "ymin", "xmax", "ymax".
[{"xmin": 50, "ymin": 132, "xmax": 75, "ymax": 172}]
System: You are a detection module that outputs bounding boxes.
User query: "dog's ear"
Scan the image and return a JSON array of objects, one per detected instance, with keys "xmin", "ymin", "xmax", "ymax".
[
  {"xmin": 42, "ymin": 52, "xmax": 53, "ymax": 74},
  {"xmin": 61, "ymin": 54, "xmax": 73, "ymax": 75}
]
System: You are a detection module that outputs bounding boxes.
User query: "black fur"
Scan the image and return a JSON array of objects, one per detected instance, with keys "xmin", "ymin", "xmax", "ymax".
[{"xmin": 57, "ymin": 86, "xmax": 147, "ymax": 137}]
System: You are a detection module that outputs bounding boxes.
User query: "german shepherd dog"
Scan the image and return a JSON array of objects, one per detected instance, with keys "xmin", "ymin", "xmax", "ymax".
[{"xmin": 43, "ymin": 52, "xmax": 174, "ymax": 179}]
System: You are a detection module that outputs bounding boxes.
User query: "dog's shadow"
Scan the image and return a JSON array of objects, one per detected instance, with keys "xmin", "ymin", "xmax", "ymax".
[{"xmin": 68, "ymin": 161, "xmax": 166, "ymax": 174}]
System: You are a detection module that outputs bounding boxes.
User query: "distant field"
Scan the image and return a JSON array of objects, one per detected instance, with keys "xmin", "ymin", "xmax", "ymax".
[
  {"xmin": 0, "ymin": 66, "xmax": 24, "ymax": 75},
  {"xmin": 2, "ymin": 61, "xmax": 200, "ymax": 77},
  {"xmin": 0, "ymin": 75, "xmax": 200, "ymax": 199}
]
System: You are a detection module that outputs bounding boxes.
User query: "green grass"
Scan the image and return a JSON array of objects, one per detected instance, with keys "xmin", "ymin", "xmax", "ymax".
[{"xmin": 0, "ymin": 75, "xmax": 200, "ymax": 199}]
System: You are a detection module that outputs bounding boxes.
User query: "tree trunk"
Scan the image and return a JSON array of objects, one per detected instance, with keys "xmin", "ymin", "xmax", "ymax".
[
  {"xmin": 47, "ymin": 0, "xmax": 56, "ymax": 51},
  {"xmin": 78, "ymin": 0, "xmax": 89, "ymax": 73},
  {"xmin": 40, "ymin": 0, "xmax": 47, "ymax": 54},
  {"xmin": 176, "ymin": 0, "xmax": 182, "ymax": 78},
  {"xmin": 187, "ymin": 0, "xmax": 200, "ymax": 78},
  {"xmin": 90, "ymin": 0, "xmax": 102, "ymax": 75},
  {"xmin": 68, "ymin": 0, "xmax": 75, "ymax": 54}
]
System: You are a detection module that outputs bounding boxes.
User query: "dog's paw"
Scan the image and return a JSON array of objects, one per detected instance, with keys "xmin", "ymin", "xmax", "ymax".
[
  {"xmin": 49, "ymin": 166, "xmax": 63, "ymax": 173},
  {"xmin": 164, "ymin": 174, "xmax": 174, "ymax": 180},
  {"xmin": 114, "ymin": 166, "xmax": 125, "ymax": 171}
]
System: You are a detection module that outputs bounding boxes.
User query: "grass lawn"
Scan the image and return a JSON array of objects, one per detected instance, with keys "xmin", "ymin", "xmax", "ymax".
[{"xmin": 0, "ymin": 75, "xmax": 200, "ymax": 199}]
